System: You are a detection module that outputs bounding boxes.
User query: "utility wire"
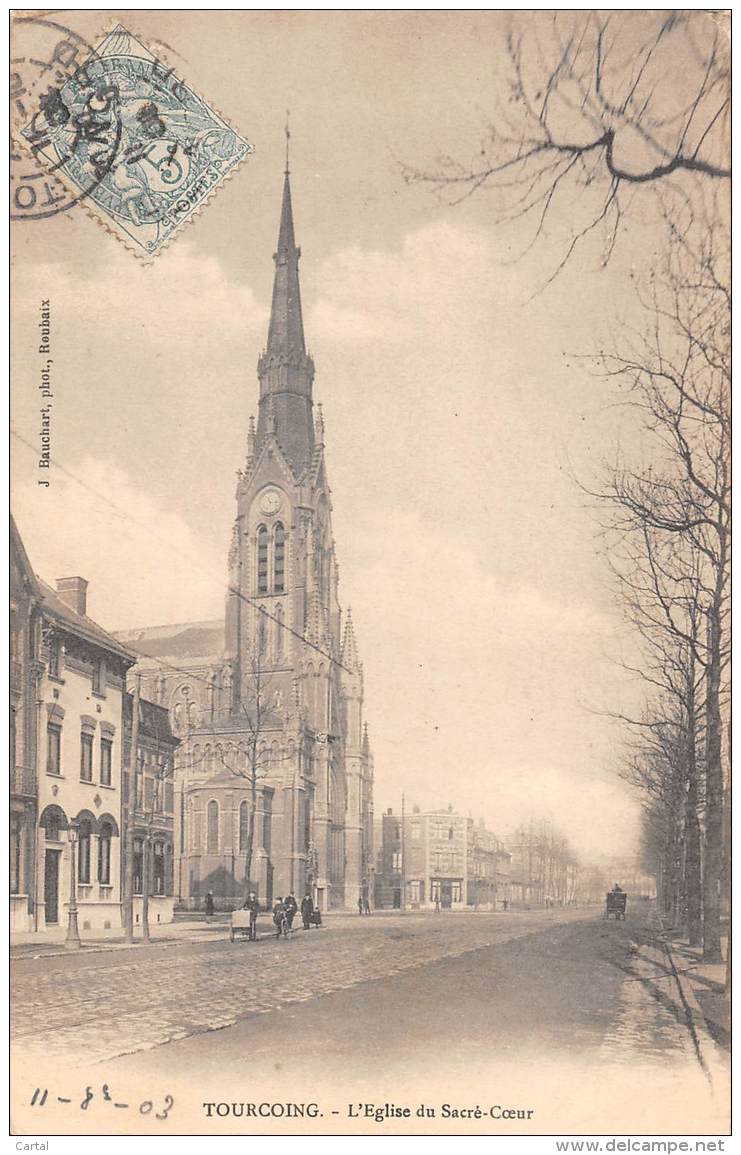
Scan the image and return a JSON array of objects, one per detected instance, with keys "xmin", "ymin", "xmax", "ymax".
[{"xmin": 11, "ymin": 428, "xmax": 356, "ymax": 678}]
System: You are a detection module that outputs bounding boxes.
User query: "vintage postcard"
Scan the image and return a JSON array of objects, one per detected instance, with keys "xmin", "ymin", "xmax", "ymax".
[{"xmin": 10, "ymin": 10, "xmax": 730, "ymax": 1141}]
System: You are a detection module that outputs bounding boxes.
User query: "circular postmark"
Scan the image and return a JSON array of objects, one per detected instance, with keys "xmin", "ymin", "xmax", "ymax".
[{"xmin": 10, "ymin": 16, "xmax": 122, "ymax": 220}]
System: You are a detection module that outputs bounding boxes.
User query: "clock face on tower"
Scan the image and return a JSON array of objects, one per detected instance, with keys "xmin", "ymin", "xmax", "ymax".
[{"xmin": 260, "ymin": 489, "xmax": 281, "ymax": 515}]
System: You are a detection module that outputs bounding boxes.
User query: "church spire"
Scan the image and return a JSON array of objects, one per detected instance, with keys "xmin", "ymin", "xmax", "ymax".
[
  {"xmin": 342, "ymin": 607, "xmax": 361, "ymax": 670},
  {"xmin": 265, "ymin": 167, "xmax": 305, "ymax": 359},
  {"xmin": 256, "ymin": 156, "xmax": 315, "ymax": 476}
]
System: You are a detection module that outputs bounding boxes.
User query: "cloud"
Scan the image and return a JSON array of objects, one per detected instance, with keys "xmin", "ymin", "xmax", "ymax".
[
  {"xmin": 11, "ymin": 215, "xmax": 644, "ymax": 862},
  {"xmin": 12, "ymin": 454, "xmax": 225, "ymax": 630},
  {"xmin": 11, "ymin": 242, "xmax": 269, "ymax": 574},
  {"xmin": 309, "ymin": 220, "xmax": 499, "ymax": 345},
  {"xmin": 13, "ymin": 241, "xmax": 268, "ymax": 342}
]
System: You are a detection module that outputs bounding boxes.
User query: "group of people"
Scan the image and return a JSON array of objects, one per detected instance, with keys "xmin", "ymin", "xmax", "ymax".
[
  {"xmin": 253, "ymin": 891, "xmax": 321, "ymax": 939},
  {"xmin": 205, "ymin": 889, "xmax": 322, "ymax": 940},
  {"xmin": 357, "ymin": 894, "xmax": 372, "ymax": 915}
]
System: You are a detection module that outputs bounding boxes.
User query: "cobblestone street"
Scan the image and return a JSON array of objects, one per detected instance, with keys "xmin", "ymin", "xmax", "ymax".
[
  {"xmin": 11, "ymin": 906, "xmax": 729, "ymax": 1135},
  {"xmin": 12, "ymin": 908, "xmax": 590, "ymax": 1068}
]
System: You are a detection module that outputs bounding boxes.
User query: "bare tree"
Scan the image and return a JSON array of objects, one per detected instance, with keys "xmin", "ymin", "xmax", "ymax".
[
  {"xmin": 406, "ymin": 13, "xmax": 728, "ymax": 964},
  {"xmin": 508, "ymin": 817, "xmax": 577, "ymax": 906},
  {"xmin": 404, "ymin": 12, "xmax": 729, "ymax": 280},
  {"xmin": 593, "ymin": 222, "xmax": 729, "ymax": 961},
  {"xmin": 195, "ymin": 649, "xmax": 294, "ymax": 902}
]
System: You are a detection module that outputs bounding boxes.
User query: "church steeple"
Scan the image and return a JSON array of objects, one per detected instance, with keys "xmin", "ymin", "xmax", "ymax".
[
  {"xmin": 266, "ymin": 168, "xmax": 306, "ymax": 359},
  {"xmin": 256, "ymin": 159, "xmax": 315, "ymax": 477}
]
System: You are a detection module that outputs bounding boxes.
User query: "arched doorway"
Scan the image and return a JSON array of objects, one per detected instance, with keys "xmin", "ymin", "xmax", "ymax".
[{"xmin": 39, "ymin": 804, "xmax": 69, "ymax": 924}]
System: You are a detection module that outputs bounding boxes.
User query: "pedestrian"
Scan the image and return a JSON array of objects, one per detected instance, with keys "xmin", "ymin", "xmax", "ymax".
[
  {"xmin": 284, "ymin": 891, "xmax": 298, "ymax": 932},
  {"xmin": 363, "ymin": 894, "xmax": 371, "ymax": 915},
  {"xmin": 358, "ymin": 894, "xmax": 364, "ymax": 916},
  {"xmin": 204, "ymin": 890, "xmax": 215, "ymax": 919},
  {"xmin": 272, "ymin": 897, "xmax": 286, "ymax": 939},
  {"xmin": 244, "ymin": 891, "xmax": 260, "ymax": 941},
  {"xmin": 503, "ymin": 898, "xmax": 509, "ymax": 912},
  {"xmin": 301, "ymin": 892, "xmax": 314, "ymax": 930},
  {"xmin": 434, "ymin": 896, "xmax": 441, "ymax": 914}
]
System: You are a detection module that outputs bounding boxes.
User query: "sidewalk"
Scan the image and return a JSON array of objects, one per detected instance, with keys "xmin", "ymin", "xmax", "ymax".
[
  {"xmin": 657, "ymin": 921, "xmax": 730, "ymax": 1055},
  {"xmin": 8, "ymin": 907, "xmax": 457, "ymax": 958},
  {"xmin": 9, "ymin": 915, "xmax": 317, "ymax": 959},
  {"xmin": 10, "ymin": 903, "xmax": 573, "ymax": 960}
]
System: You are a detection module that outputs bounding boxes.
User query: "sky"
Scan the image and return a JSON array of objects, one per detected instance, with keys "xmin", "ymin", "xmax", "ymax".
[{"xmin": 12, "ymin": 10, "xmax": 701, "ymax": 862}]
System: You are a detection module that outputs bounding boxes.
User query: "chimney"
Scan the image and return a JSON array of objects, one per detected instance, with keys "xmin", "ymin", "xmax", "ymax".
[{"xmin": 56, "ymin": 576, "xmax": 88, "ymax": 617}]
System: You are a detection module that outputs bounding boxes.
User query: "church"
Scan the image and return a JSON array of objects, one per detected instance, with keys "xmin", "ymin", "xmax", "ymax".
[{"xmin": 117, "ymin": 164, "xmax": 375, "ymax": 912}]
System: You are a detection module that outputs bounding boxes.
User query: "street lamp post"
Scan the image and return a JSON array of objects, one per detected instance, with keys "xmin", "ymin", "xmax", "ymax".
[{"xmin": 65, "ymin": 820, "xmax": 81, "ymax": 950}]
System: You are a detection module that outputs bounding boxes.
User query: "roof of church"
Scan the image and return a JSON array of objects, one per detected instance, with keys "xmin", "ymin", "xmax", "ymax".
[{"xmin": 113, "ymin": 618, "xmax": 225, "ymax": 660}]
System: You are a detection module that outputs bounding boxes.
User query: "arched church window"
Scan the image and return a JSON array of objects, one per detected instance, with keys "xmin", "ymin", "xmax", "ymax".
[
  {"xmin": 207, "ymin": 800, "xmax": 219, "ymax": 853},
  {"xmin": 274, "ymin": 523, "xmax": 286, "ymax": 593},
  {"xmin": 275, "ymin": 604, "xmax": 284, "ymax": 659},
  {"xmin": 239, "ymin": 800, "xmax": 250, "ymax": 852},
  {"xmin": 257, "ymin": 525, "xmax": 269, "ymax": 595}
]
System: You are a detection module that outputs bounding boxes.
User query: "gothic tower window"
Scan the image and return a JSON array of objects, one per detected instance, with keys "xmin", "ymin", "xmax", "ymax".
[
  {"xmin": 257, "ymin": 526, "xmax": 269, "ymax": 594},
  {"xmin": 275, "ymin": 604, "xmax": 284, "ymax": 659},
  {"xmin": 305, "ymin": 663, "xmax": 315, "ymax": 717},
  {"xmin": 274, "ymin": 523, "xmax": 286, "ymax": 593},
  {"xmin": 207, "ymin": 800, "xmax": 219, "ymax": 853},
  {"xmin": 258, "ymin": 608, "xmax": 268, "ymax": 656}
]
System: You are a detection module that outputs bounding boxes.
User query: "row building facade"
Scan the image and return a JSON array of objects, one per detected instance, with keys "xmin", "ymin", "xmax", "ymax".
[
  {"xmin": 10, "ymin": 516, "xmax": 178, "ymax": 935},
  {"xmin": 375, "ymin": 804, "xmax": 511, "ymax": 911}
]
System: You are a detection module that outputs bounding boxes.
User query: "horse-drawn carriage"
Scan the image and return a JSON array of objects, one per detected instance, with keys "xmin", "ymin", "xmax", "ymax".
[{"xmin": 604, "ymin": 890, "xmax": 627, "ymax": 920}]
